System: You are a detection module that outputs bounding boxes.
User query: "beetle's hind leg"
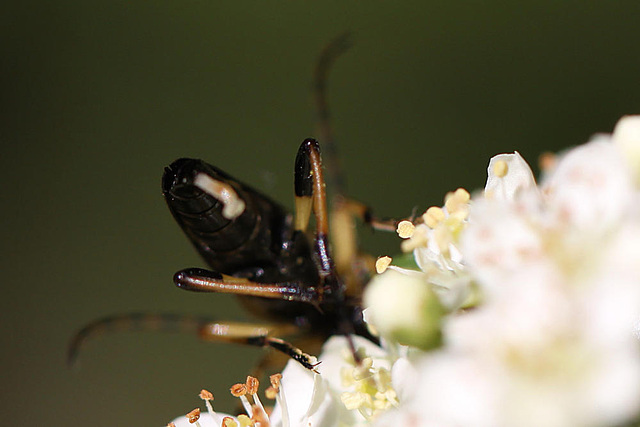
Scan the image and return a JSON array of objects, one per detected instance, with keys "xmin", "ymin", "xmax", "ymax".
[
  {"xmin": 68, "ymin": 313, "xmax": 213, "ymax": 366},
  {"xmin": 198, "ymin": 321, "xmax": 319, "ymax": 372},
  {"xmin": 68, "ymin": 313, "xmax": 318, "ymax": 370}
]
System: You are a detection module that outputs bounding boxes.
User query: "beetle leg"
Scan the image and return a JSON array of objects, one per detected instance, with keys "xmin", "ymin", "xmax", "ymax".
[
  {"xmin": 198, "ymin": 322, "xmax": 319, "ymax": 371},
  {"xmin": 199, "ymin": 322, "xmax": 319, "ymax": 371},
  {"xmin": 313, "ymin": 32, "xmax": 351, "ymax": 200},
  {"xmin": 295, "ymin": 138, "xmax": 336, "ymax": 281},
  {"xmin": 173, "ymin": 268, "xmax": 318, "ymax": 303},
  {"xmin": 295, "ymin": 139, "xmax": 364, "ymax": 364},
  {"xmin": 335, "ymin": 197, "xmax": 398, "ymax": 232},
  {"xmin": 68, "ymin": 312, "xmax": 214, "ymax": 366},
  {"xmin": 68, "ymin": 313, "xmax": 320, "ymax": 370}
]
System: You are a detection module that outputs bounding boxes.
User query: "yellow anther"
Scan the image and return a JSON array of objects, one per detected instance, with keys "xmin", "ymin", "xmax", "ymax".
[
  {"xmin": 453, "ymin": 187, "xmax": 470, "ymax": 202},
  {"xmin": 449, "ymin": 207, "xmax": 469, "ymax": 223},
  {"xmin": 375, "ymin": 256, "xmax": 392, "ymax": 274},
  {"xmin": 444, "ymin": 188, "xmax": 471, "ymax": 213},
  {"xmin": 265, "ymin": 386, "xmax": 277, "ymax": 400},
  {"xmin": 492, "ymin": 160, "xmax": 509, "ymax": 178},
  {"xmin": 341, "ymin": 366, "xmax": 356, "ymax": 387},
  {"xmin": 237, "ymin": 414, "xmax": 253, "ymax": 427},
  {"xmin": 341, "ymin": 392, "xmax": 367, "ymax": 410},
  {"xmin": 222, "ymin": 417, "xmax": 238, "ymax": 427},
  {"xmin": 423, "ymin": 206, "xmax": 445, "ymax": 228},
  {"xmin": 353, "ymin": 358, "xmax": 374, "ymax": 381},
  {"xmin": 400, "ymin": 226, "xmax": 428, "ymax": 252},
  {"xmin": 433, "ymin": 225, "xmax": 452, "ymax": 254},
  {"xmin": 396, "ymin": 220, "xmax": 415, "ymax": 239}
]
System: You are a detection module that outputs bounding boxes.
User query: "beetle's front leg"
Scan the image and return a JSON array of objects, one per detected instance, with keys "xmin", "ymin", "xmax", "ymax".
[{"xmin": 173, "ymin": 268, "xmax": 319, "ymax": 304}]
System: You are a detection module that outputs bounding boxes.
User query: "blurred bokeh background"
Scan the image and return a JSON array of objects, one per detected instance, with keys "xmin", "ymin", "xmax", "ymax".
[{"xmin": 2, "ymin": 1, "xmax": 640, "ymax": 425}]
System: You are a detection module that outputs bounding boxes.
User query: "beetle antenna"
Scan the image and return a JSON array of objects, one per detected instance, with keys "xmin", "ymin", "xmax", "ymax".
[{"xmin": 313, "ymin": 31, "xmax": 352, "ymax": 201}]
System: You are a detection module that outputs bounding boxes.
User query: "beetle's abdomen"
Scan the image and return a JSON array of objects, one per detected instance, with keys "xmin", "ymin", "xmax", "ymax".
[{"xmin": 162, "ymin": 158, "xmax": 318, "ymax": 285}]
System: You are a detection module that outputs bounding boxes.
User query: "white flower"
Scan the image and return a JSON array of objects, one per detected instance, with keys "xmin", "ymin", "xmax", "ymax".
[
  {"xmin": 613, "ymin": 115, "xmax": 640, "ymax": 186},
  {"xmin": 375, "ymin": 188, "xmax": 475, "ymax": 316},
  {"xmin": 484, "ymin": 151, "xmax": 538, "ymax": 201},
  {"xmin": 394, "ymin": 116, "xmax": 640, "ymax": 427},
  {"xmin": 270, "ymin": 336, "xmax": 398, "ymax": 427}
]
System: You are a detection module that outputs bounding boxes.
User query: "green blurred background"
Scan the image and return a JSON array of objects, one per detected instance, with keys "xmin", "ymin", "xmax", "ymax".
[{"xmin": 2, "ymin": 1, "xmax": 639, "ymax": 425}]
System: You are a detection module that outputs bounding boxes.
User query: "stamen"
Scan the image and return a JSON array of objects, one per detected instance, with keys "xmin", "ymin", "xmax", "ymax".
[
  {"xmin": 396, "ymin": 220, "xmax": 415, "ymax": 239},
  {"xmin": 199, "ymin": 389, "xmax": 221, "ymax": 426},
  {"xmin": 353, "ymin": 357, "xmax": 373, "ymax": 381},
  {"xmin": 341, "ymin": 391, "xmax": 367, "ymax": 410},
  {"xmin": 444, "ymin": 188, "xmax": 470, "ymax": 213},
  {"xmin": 237, "ymin": 414, "xmax": 254, "ymax": 427},
  {"xmin": 230, "ymin": 383, "xmax": 247, "ymax": 397},
  {"xmin": 167, "ymin": 423, "xmax": 176, "ymax": 427},
  {"xmin": 245, "ymin": 376, "xmax": 259, "ymax": 395},
  {"xmin": 492, "ymin": 159, "xmax": 508, "ymax": 178},
  {"xmin": 375, "ymin": 256, "xmax": 392, "ymax": 274},
  {"xmin": 245, "ymin": 376, "xmax": 267, "ymax": 421},
  {"xmin": 265, "ymin": 386, "xmax": 277, "ymax": 400},
  {"xmin": 539, "ymin": 151, "xmax": 557, "ymax": 172},
  {"xmin": 251, "ymin": 404, "xmax": 270, "ymax": 427},
  {"xmin": 269, "ymin": 373, "xmax": 282, "ymax": 392},
  {"xmin": 338, "ymin": 347, "xmax": 400, "ymax": 420},
  {"xmin": 186, "ymin": 408, "xmax": 202, "ymax": 426},
  {"xmin": 423, "ymin": 206, "xmax": 445, "ymax": 228},
  {"xmin": 222, "ymin": 417, "xmax": 239, "ymax": 427},
  {"xmin": 269, "ymin": 373, "xmax": 289, "ymax": 427},
  {"xmin": 230, "ymin": 383, "xmax": 253, "ymax": 417}
]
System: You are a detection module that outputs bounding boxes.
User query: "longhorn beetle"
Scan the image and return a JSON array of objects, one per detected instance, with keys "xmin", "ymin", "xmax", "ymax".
[{"xmin": 68, "ymin": 34, "xmax": 397, "ymax": 372}]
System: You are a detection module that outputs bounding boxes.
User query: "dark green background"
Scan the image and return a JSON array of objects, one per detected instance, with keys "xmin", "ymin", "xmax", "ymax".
[{"xmin": 3, "ymin": 1, "xmax": 639, "ymax": 425}]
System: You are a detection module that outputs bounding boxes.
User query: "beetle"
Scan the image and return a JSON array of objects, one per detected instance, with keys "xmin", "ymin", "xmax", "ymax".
[{"xmin": 68, "ymin": 34, "xmax": 396, "ymax": 371}]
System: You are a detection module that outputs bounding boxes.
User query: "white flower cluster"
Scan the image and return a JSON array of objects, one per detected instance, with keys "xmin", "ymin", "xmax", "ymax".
[
  {"xmin": 371, "ymin": 115, "xmax": 640, "ymax": 427},
  {"xmin": 172, "ymin": 116, "xmax": 640, "ymax": 427}
]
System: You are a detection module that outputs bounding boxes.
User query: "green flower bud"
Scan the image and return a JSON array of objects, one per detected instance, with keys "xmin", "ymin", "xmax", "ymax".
[{"xmin": 364, "ymin": 269, "xmax": 444, "ymax": 350}]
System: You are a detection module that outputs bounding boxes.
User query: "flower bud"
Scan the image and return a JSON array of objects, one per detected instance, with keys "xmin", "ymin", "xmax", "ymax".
[{"xmin": 364, "ymin": 269, "xmax": 443, "ymax": 350}]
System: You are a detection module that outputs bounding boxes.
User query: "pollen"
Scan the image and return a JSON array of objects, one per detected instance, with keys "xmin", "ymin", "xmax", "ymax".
[
  {"xmin": 375, "ymin": 256, "xmax": 392, "ymax": 274},
  {"xmin": 492, "ymin": 159, "xmax": 509, "ymax": 178},
  {"xmin": 396, "ymin": 220, "xmax": 415, "ymax": 239}
]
